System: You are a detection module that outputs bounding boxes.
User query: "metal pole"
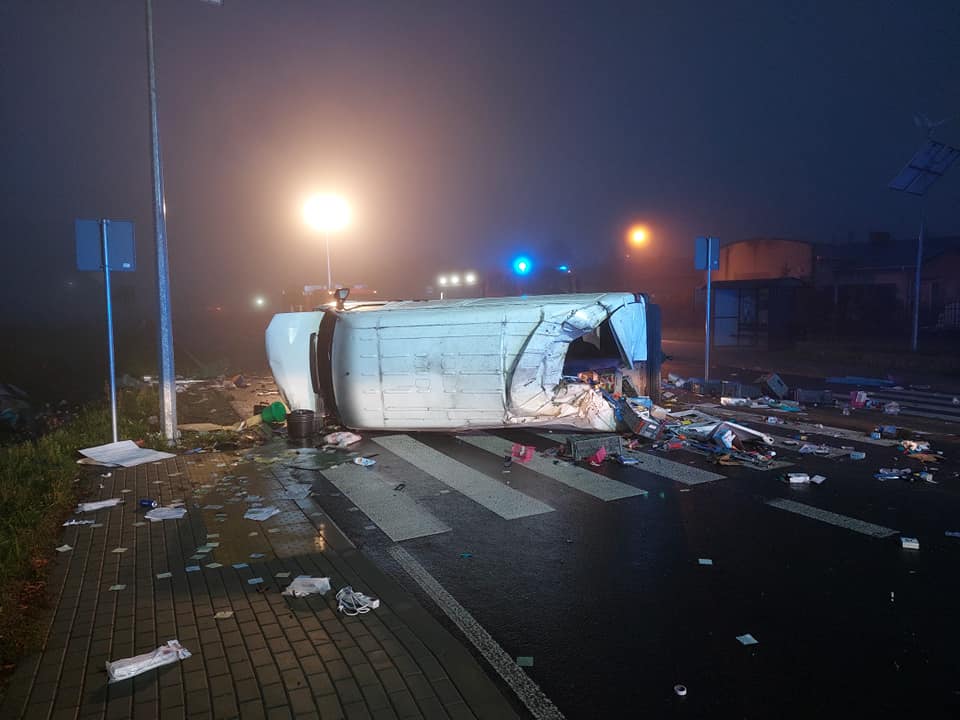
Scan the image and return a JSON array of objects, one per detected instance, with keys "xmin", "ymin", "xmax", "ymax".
[
  {"xmin": 705, "ymin": 238, "xmax": 712, "ymax": 382},
  {"xmin": 325, "ymin": 232, "xmax": 332, "ymax": 290},
  {"xmin": 145, "ymin": 0, "xmax": 178, "ymax": 443},
  {"xmin": 911, "ymin": 207, "xmax": 925, "ymax": 352},
  {"xmin": 100, "ymin": 220, "xmax": 119, "ymax": 443}
]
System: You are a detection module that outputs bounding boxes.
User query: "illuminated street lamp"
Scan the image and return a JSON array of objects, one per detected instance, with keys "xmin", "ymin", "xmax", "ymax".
[
  {"xmin": 436, "ymin": 270, "xmax": 478, "ymax": 299},
  {"xmin": 303, "ymin": 193, "xmax": 352, "ymax": 291},
  {"xmin": 628, "ymin": 225, "xmax": 649, "ymax": 247}
]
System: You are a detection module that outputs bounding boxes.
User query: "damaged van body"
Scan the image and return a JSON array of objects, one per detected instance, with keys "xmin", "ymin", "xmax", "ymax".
[{"xmin": 265, "ymin": 292, "xmax": 661, "ymax": 432}]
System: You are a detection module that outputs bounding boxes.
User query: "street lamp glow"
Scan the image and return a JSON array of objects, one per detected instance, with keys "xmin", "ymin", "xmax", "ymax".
[
  {"xmin": 438, "ymin": 275, "xmax": 448, "ymax": 286},
  {"xmin": 450, "ymin": 274, "xmax": 461, "ymax": 285},
  {"xmin": 464, "ymin": 272, "xmax": 477, "ymax": 284},
  {"xmin": 303, "ymin": 194, "xmax": 351, "ymax": 232},
  {"xmin": 254, "ymin": 296, "xmax": 265, "ymax": 307},
  {"xmin": 628, "ymin": 225, "xmax": 649, "ymax": 247}
]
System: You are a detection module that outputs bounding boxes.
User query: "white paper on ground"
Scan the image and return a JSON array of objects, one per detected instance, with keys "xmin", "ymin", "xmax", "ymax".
[
  {"xmin": 281, "ymin": 576, "xmax": 331, "ymax": 598},
  {"xmin": 244, "ymin": 506, "xmax": 280, "ymax": 522},
  {"xmin": 736, "ymin": 633, "xmax": 759, "ymax": 646},
  {"xmin": 105, "ymin": 640, "xmax": 192, "ymax": 682},
  {"xmin": 79, "ymin": 440, "xmax": 176, "ymax": 468},
  {"xmin": 145, "ymin": 506, "xmax": 188, "ymax": 522},
  {"xmin": 77, "ymin": 498, "xmax": 123, "ymax": 513}
]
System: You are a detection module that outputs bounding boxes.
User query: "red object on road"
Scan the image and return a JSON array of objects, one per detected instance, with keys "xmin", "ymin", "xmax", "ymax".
[
  {"xmin": 587, "ymin": 446, "xmax": 607, "ymax": 466},
  {"xmin": 511, "ymin": 443, "xmax": 535, "ymax": 463}
]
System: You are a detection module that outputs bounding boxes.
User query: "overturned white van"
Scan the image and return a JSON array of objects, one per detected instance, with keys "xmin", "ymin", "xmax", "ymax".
[{"xmin": 265, "ymin": 292, "xmax": 661, "ymax": 432}]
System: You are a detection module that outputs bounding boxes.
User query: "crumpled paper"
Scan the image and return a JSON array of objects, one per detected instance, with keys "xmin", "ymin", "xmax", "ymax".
[{"xmin": 281, "ymin": 576, "xmax": 332, "ymax": 598}]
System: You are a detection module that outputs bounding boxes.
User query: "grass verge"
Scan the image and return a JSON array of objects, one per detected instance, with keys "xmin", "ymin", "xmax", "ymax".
[{"xmin": 0, "ymin": 387, "xmax": 165, "ymax": 684}]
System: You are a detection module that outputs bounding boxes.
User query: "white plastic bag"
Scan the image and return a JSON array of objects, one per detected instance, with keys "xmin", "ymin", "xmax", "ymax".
[
  {"xmin": 281, "ymin": 576, "xmax": 332, "ymax": 598},
  {"xmin": 323, "ymin": 431, "xmax": 362, "ymax": 447},
  {"xmin": 77, "ymin": 498, "xmax": 123, "ymax": 513},
  {"xmin": 106, "ymin": 640, "xmax": 191, "ymax": 682}
]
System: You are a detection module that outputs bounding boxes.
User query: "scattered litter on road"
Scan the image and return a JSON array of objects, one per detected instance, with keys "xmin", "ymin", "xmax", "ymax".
[
  {"xmin": 62, "ymin": 519, "xmax": 95, "ymax": 527},
  {"xmin": 674, "ymin": 684, "xmax": 687, "ymax": 697},
  {"xmin": 106, "ymin": 640, "xmax": 191, "ymax": 683},
  {"xmin": 214, "ymin": 611, "xmax": 234, "ymax": 620},
  {"xmin": 206, "ymin": 562, "xmax": 223, "ymax": 569},
  {"xmin": 275, "ymin": 571, "xmax": 291, "ymax": 578},
  {"xmin": 244, "ymin": 506, "xmax": 280, "ymax": 522},
  {"xmin": 587, "ymin": 446, "xmax": 607, "ymax": 466},
  {"xmin": 232, "ymin": 562, "xmax": 249, "ymax": 569},
  {"xmin": 249, "ymin": 553, "xmax": 266, "ymax": 559},
  {"xmin": 698, "ymin": 558, "xmax": 713, "ymax": 566},
  {"xmin": 156, "ymin": 572, "xmax": 172, "ymax": 579},
  {"xmin": 336, "ymin": 586, "xmax": 380, "ymax": 615},
  {"xmin": 145, "ymin": 506, "xmax": 188, "ymax": 522},
  {"xmin": 247, "ymin": 577, "xmax": 264, "ymax": 585},
  {"xmin": 111, "ymin": 547, "xmax": 127, "ymax": 554},
  {"xmin": 900, "ymin": 537, "xmax": 920, "ymax": 550},
  {"xmin": 76, "ymin": 498, "xmax": 123, "ymax": 513},
  {"xmin": 811, "ymin": 475, "xmax": 827, "ymax": 485},
  {"xmin": 352, "ymin": 456, "xmax": 377, "ymax": 467},
  {"xmin": 788, "ymin": 473, "xmax": 810, "ymax": 484},
  {"xmin": 945, "ymin": 531, "xmax": 960, "ymax": 539},
  {"xmin": 394, "ymin": 482, "xmax": 406, "ymax": 492},
  {"xmin": 460, "ymin": 552, "xmax": 473, "ymax": 559},
  {"xmin": 510, "ymin": 444, "xmax": 535, "ymax": 463},
  {"xmin": 185, "ymin": 565, "xmax": 201, "ymax": 573},
  {"xmin": 282, "ymin": 576, "xmax": 332, "ymax": 597},
  {"xmin": 516, "ymin": 656, "xmax": 534, "ymax": 667},
  {"xmin": 56, "ymin": 544, "xmax": 72, "ymax": 553},
  {"xmin": 849, "ymin": 451, "xmax": 866, "ymax": 461},
  {"xmin": 109, "ymin": 584, "xmax": 126, "ymax": 591},
  {"xmin": 323, "ymin": 431, "xmax": 362, "ymax": 447},
  {"xmin": 736, "ymin": 634, "xmax": 759, "ymax": 646}
]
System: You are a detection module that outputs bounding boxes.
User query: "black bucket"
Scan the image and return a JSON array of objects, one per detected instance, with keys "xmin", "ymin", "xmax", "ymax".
[{"xmin": 286, "ymin": 409, "xmax": 316, "ymax": 440}]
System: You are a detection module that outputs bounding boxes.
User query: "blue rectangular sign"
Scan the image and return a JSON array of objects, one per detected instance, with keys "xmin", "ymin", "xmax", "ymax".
[
  {"xmin": 694, "ymin": 236, "xmax": 719, "ymax": 271},
  {"xmin": 76, "ymin": 219, "xmax": 136, "ymax": 272}
]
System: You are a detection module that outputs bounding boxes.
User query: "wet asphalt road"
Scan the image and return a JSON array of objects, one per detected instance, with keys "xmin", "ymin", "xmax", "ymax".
[{"xmin": 292, "ymin": 417, "xmax": 960, "ymax": 720}]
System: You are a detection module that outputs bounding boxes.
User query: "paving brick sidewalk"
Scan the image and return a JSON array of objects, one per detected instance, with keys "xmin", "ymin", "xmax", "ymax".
[{"xmin": 1, "ymin": 446, "xmax": 520, "ymax": 720}]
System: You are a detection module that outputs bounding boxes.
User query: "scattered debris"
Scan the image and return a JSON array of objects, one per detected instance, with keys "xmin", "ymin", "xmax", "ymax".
[
  {"xmin": 156, "ymin": 572, "xmax": 172, "ymax": 579},
  {"xmin": 674, "ymin": 684, "xmax": 688, "ymax": 697},
  {"xmin": 62, "ymin": 519, "xmax": 95, "ymax": 527},
  {"xmin": 144, "ymin": 506, "xmax": 188, "ymax": 522},
  {"xmin": 247, "ymin": 577, "xmax": 264, "ymax": 585},
  {"xmin": 281, "ymin": 576, "xmax": 332, "ymax": 597},
  {"xmin": 736, "ymin": 633, "xmax": 759, "ymax": 646},
  {"xmin": 78, "ymin": 440, "xmax": 175, "ymax": 468},
  {"xmin": 336, "ymin": 586, "xmax": 380, "ymax": 615},
  {"xmin": 185, "ymin": 565, "xmax": 201, "ymax": 573},
  {"xmin": 214, "ymin": 610, "xmax": 234, "ymax": 620},
  {"xmin": 811, "ymin": 475, "xmax": 827, "ymax": 485},
  {"xmin": 109, "ymin": 584, "xmax": 126, "ymax": 591},
  {"xmin": 516, "ymin": 656, "xmax": 535, "ymax": 668},
  {"xmin": 788, "ymin": 473, "xmax": 810, "ymax": 484},
  {"xmin": 697, "ymin": 558, "xmax": 713, "ymax": 566},
  {"xmin": 901, "ymin": 536, "xmax": 920, "ymax": 550},
  {"xmin": 243, "ymin": 506, "xmax": 280, "ymax": 522},
  {"xmin": 76, "ymin": 498, "xmax": 123, "ymax": 513},
  {"xmin": 352, "ymin": 456, "xmax": 376, "ymax": 467},
  {"xmin": 945, "ymin": 531, "xmax": 960, "ymax": 539},
  {"xmin": 849, "ymin": 451, "xmax": 866, "ymax": 461},
  {"xmin": 106, "ymin": 640, "xmax": 192, "ymax": 682},
  {"xmin": 56, "ymin": 544, "xmax": 72, "ymax": 553},
  {"xmin": 323, "ymin": 431, "xmax": 362, "ymax": 447},
  {"xmin": 510, "ymin": 443, "xmax": 535, "ymax": 463}
]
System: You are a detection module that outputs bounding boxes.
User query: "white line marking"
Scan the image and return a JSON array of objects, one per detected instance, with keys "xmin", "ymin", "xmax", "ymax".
[
  {"xmin": 458, "ymin": 434, "xmax": 645, "ymax": 500},
  {"xmin": 765, "ymin": 498, "xmax": 898, "ymax": 538},
  {"xmin": 537, "ymin": 433, "xmax": 725, "ymax": 485},
  {"xmin": 372, "ymin": 435, "xmax": 554, "ymax": 520},
  {"xmin": 322, "ymin": 465, "xmax": 451, "ymax": 542},
  {"xmin": 388, "ymin": 545, "xmax": 565, "ymax": 720}
]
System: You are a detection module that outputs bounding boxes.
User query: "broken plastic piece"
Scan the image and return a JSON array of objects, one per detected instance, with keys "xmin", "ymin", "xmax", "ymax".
[
  {"xmin": 697, "ymin": 558, "xmax": 713, "ymax": 566},
  {"xmin": 510, "ymin": 443, "xmax": 535, "ymax": 463},
  {"xmin": 281, "ymin": 576, "xmax": 332, "ymax": 598},
  {"xmin": 56, "ymin": 544, "xmax": 72, "ymax": 553},
  {"xmin": 810, "ymin": 475, "xmax": 827, "ymax": 485},
  {"xmin": 736, "ymin": 633, "xmax": 759, "ymax": 646},
  {"xmin": 352, "ymin": 456, "xmax": 377, "ymax": 467},
  {"xmin": 516, "ymin": 656, "xmax": 534, "ymax": 667},
  {"xmin": 900, "ymin": 536, "xmax": 920, "ymax": 550},
  {"xmin": 674, "ymin": 684, "xmax": 687, "ymax": 697},
  {"xmin": 106, "ymin": 640, "xmax": 191, "ymax": 682},
  {"xmin": 788, "ymin": 473, "xmax": 810, "ymax": 484},
  {"xmin": 214, "ymin": 610, "xmax": 234, "ymax": 620}
]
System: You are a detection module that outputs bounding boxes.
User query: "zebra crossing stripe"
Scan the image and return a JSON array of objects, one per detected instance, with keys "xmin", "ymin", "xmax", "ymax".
[
  {"xmin": 457, "ymin": 434, "xmax": 645, "ymax": 501},
  {"xmin": 322, "ymin": 464, "xmax": 451, "ymax": 542},
  {"xmin": 372, "ymin": 435, "xmax": 554, "ymax": 520},
  {"xmin": 536, "ymin": 433, "xmax": 725, "ymax": 485},
  {"xmin": 765, "ymin": 498, "xmax": 898, "ymax": 538}
]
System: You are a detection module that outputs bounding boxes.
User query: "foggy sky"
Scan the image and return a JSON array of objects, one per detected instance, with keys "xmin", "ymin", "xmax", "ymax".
[{"xmin": 2, "ymin": 0, "xmax": 960, "ymax": 322}]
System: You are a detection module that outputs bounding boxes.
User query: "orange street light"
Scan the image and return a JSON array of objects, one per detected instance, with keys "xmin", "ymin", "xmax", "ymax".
[{"xmin": 628, "ymin": 225, "xmax": 649, "ymax": 247}]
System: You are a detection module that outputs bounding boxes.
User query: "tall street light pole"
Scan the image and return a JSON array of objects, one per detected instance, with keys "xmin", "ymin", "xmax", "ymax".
[
  {"xmin": 145, "ymin": 0, "xmax": 177, "ymax": 444},
  {"xmin": 304, "ymin": 193, "xmax": 352, "ymax": 291}
]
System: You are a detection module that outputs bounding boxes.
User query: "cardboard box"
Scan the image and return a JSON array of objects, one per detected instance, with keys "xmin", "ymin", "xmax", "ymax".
[{"xmin": 756, "ymin": 373, "xmax": 788, "ymax": 399}]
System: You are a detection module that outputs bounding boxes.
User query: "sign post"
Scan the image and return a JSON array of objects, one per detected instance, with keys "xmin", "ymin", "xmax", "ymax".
[
  {"xmin": 76, "ymin": 219, "xmax": 136, "ymax": 442},
  {"xmin": 695, "ymin": 237, "xmax": 720, "ymax": 382}
]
